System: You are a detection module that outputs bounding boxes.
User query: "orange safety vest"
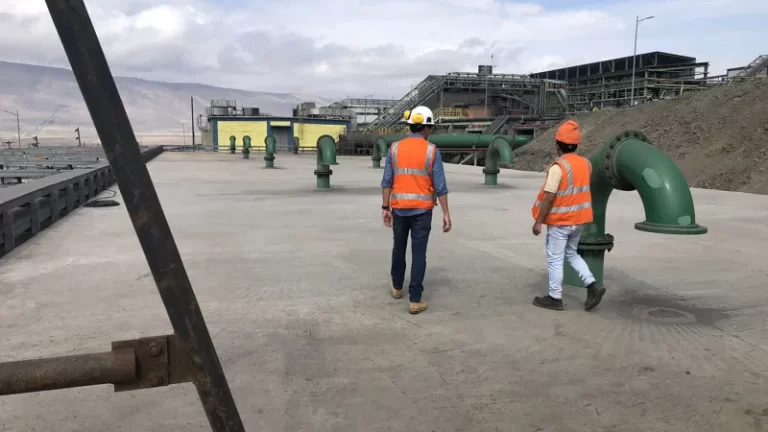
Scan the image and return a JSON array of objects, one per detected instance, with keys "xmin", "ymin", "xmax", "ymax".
[
  {"xmin": 531, "ymin": 153, "xmax": 593, "ymax": 225},
  {"xmin": 390, "ymin": 137, "xmax": 437, "ymax": 210}
]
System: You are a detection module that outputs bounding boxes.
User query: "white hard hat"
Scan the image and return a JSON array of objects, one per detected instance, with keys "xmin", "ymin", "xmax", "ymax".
[{"xmin": 403, "ymin": 106, "xmax": 435, "ymax": 125}]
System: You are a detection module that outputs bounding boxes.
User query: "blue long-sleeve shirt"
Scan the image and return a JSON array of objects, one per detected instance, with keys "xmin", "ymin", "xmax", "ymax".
[{"xmin": 381, "ymin": 134, "xmax": 449, "ymax": 216}]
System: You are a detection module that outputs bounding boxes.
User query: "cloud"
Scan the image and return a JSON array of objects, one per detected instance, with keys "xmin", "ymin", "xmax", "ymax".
[{"xmin": 0, "ymin": 0, "xmax": 765, "ymax": 99}]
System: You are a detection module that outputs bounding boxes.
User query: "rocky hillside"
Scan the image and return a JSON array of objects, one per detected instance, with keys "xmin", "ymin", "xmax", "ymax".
[{"xmin": 513, "ymin": 79, "xmax": 768, "ymax": 194}]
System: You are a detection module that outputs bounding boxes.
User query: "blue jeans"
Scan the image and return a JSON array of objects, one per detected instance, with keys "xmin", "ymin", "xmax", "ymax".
[
  {"xmin": 545, "ymin": 224, "xmax": 597, "ymax": 299},
  {"xmin": 391, "ymin": 210, "xmax": 433, "ymax": 302}
]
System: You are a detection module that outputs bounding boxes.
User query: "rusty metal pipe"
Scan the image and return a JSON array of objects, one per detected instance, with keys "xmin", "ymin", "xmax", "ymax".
[
  {"xmin": 0, "ymin": 349, "xmax": 135, "ymax": 396},
  {"xmin": 43, "ymin": 1, "xmax": 245, "ymax": 431}
]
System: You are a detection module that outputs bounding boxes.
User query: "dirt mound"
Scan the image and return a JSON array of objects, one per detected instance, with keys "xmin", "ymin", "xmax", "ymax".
[{"xmin": 513, "ymin": 79, "xmax": 768, "ymax": 194}]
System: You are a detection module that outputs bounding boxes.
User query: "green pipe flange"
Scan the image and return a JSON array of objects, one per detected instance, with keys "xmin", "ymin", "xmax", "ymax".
[
  {"xmin": 575, "ymin": 234, "xmax": 615, "ymax": 252},
  {"xmin": 635, "ymin": 221, "xmax": 708, "ymax": 235},
  {"xmin": 601, "ymin": 130, "xmax": 650, "ymax": 192}
]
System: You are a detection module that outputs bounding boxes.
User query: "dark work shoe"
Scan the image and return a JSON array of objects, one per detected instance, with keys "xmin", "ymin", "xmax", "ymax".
[
  {"xmin": 585, "ymin": 282, "xmax": 606, "ymax": 311},
  {"xmin": 533, "ymin": 295, "xmax": 564, "ymax": 311}
]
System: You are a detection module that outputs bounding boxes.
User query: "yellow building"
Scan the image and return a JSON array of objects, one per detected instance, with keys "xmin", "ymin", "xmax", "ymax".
[{"xmin": 213, "ymin": 117, "xmax": 350, "ymax": 152}]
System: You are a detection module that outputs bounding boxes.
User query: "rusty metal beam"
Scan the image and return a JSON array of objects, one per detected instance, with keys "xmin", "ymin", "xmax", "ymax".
[
  {"xmin": 39, "ymin": 1, "xmax": 246, "ymax": 431},
  {"xmin": 0, "ymin": 349, "xmax": 136, "ymax": 395}
]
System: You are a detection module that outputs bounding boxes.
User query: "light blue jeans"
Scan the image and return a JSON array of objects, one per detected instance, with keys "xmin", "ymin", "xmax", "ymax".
[{"xmin": 545, "ymin": 224, "xmax": 597, "ymax": 299}]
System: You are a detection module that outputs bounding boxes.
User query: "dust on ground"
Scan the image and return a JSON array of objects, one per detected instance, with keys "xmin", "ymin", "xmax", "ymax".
[{"xmin": 513, "ymin": 78, "xmax": 768, "ymax": 194}]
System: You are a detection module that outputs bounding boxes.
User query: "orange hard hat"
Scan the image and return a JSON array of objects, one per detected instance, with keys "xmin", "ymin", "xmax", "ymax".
[{"xmin": 555, "ymin": 120, "xmax": 581, "ymax": 145}]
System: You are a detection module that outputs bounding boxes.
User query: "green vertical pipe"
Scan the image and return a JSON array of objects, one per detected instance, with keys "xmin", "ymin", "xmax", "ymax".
[
  {"xmin": 563, "ymin": 130, "xmax": 707, "ymax": 287},
  {"xmin": 264, "ymin": 135, "xmax": 276, "ymax": 168},
  {"xmin": 242, "ymin": 136, "xmax": 251, "ymax": 159},
  {"xmin": 315, "ymin": 134, "xmax": 337, "ymax": 189},
  {"xmin": 229, "ymin": 135, "xmax": 236, "ymax": 154},
  {"xmin": 293, "ymin": 136, "xmax": 300, "ymax": 154},
  {"xmin": 483, "ymin": 136, "xmax": 514, "ymax": 185},
  {"xmin": 372, "ymin": 137, "xmax": 388, "ymax": 168}
]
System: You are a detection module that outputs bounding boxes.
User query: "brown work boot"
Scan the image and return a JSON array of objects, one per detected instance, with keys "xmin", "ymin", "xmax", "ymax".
[
  {"xmin": 585, "ymin": 282, "xmax": 606, "ymax": 310},
  {"xmin": 532, "ymin": 295, "xmax": 564, "ymax": 311},
  {"xmin": 409, "ymin": 301, "xmax": 428, "ymax": 314},
  {"xmin": 391, "ymin": 286, "xmax": 403, "ymax": 299}
]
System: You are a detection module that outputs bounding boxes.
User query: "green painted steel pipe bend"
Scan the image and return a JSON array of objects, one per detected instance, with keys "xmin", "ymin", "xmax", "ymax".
[
  {"xmin": 242, "ymin": 136, "xmax": 251, "ymax": 159},
  {"xmin": 483, "ymin": 137, "xmax": 514, "ymax": 185},
  {"xmin": 264, "ymin": 135, "xmax": 276, "ymax": 167},
  {"xmin": 371, "ymin": 137, "xmax": 389, "ymax": 168},
  {"xmin": 564, "ymin": 130, "xmax": 707, "ymax": 286},
  {"xmin": 315, "ymin": 134, "xmax": 338, "ymax": 189},
  {"xmin": 229, "ymin": 135, "xmax": 236, "ymax": 154},
  {"xmin": 293, "ymin": 136, "xmax": 300, "ymax": 154}
]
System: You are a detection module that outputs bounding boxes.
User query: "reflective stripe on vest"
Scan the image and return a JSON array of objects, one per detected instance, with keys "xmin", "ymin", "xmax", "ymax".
[
  {"xmin": 391, "ymin": 142, "xmax": 435, "ymax": 177},
  {"xmin": 532, "ymin": 153, "xmax": 594, "ymax": 225},
  {"xmin": 390, "ymin": 139, "xmax": 437, "ymax": 207}
]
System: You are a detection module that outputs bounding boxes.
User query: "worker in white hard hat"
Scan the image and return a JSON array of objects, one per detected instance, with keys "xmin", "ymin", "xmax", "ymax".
[{"xmin": 380, "ymin": 106, "xmax": 451, "ymax": 314}]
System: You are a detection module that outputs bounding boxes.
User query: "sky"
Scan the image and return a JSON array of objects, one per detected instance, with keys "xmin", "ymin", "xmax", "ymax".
[{"xmin": 1, "ymin": 0, "xmax": 766, "ymax": 99}]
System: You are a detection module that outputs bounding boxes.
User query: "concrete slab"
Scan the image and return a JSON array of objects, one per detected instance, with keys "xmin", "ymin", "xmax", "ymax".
[{"xmin": 1, "ymin": 151, "xmax": 768, "ymax": 432}]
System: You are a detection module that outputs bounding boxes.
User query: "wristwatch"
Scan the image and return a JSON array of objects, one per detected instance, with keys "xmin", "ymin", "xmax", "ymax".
[{"xmin": 382, "ymin": 205, "xmax": 390, "ymax": 210}]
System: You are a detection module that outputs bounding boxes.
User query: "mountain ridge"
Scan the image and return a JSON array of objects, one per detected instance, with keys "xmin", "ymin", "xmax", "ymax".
[{"xmin": 0, "ymin": 60, "xmax": 334, "ymax": 145}]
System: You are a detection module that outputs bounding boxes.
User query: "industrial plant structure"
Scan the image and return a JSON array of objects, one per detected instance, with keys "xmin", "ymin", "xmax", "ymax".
[
  {"xmin": 197, "ymin": 99, "xmax": 351, "ymax": 152},
  {"xmin": 530, "ymin": 51, "xmax": 711, "ymax": 111},
  {"xmin": 361, "ymin": 65, "xmax": 569, "ymax": 138},
  {"xmin": 195, "ymin": 52, "xmax": 766, "ymax": 155}
]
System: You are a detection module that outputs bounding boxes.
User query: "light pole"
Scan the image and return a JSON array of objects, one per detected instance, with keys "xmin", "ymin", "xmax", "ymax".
[
  {"xmin": 363, "ymin": 94, "xmax": 372, "ymax": 126},
  {"xmin": 631, "ymin": 15, "xmax": 654, "ymax": 107},
  {"xmin": 2, "ymin": 109, "xmax": 20, "ymax": 148},
  {"xmin": 178, "ymin": 122, "xmax": 186, "ymax": 145}
]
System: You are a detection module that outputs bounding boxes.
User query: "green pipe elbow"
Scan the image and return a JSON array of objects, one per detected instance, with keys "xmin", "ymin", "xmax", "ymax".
[
  {"xmin": 565, "ymin": 130, "xmax": 706, "ymax": 286},
  {"xmin": 482, "ymin": 136, "xmax": 514, "ymax": 185},
  {"xmin": 229, "ymin": 135, "xmax": 236, "ymax": 153},
  {"xmin": 293, "ymin": 136, "xmax": 300, "ymax": 154},
  {"xmin": 317, "ymin": 134, "xmax": 338, "ymax": 166},
  {"xmin": 586, "ymin": 131, "xmax": 707, "ymax": 238},
  {"xmin": 264, "ymin": 135, "xmax": 277, "ymax": 154},
  {"xmin": 372, "ymin": 137, "xmax": 388, "ymax": 168},
  {"xmin": 242, "ymin": 136, "xmax": 251, "ymax": 158}
]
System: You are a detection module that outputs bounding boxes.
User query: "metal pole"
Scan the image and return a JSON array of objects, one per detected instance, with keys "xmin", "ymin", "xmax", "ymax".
[
  {"xmin": 0, "ymin": 350, "xmax": 136, "ymax": 396},
  {"xmin": 43, "ymin": 2, "xmax": 245, "ymax": 431},
  {"xmin": 190, "ymin": 97, "xmax": 196, "ymax": 146},
  {"xmin": 630, "ymin": 15, "xmax": 654, "ymax": 107},
  {"xmin": 630, "ymin": 16, "xmax": 638, "ymax": 107},
  {"xmin": 16, "ymin": 111, "xmax": 20, "ymax": 148}
]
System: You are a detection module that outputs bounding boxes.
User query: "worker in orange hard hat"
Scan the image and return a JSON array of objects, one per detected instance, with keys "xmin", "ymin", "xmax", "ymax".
[{"xmin": 530, "ymin": 119, "xmax": 606, "ymax": 311}]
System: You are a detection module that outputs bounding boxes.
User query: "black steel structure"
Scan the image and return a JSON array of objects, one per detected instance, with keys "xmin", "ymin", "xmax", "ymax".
[
  {"xmin": 531, "ymin": 51, "xmax": 710, "ymax": 110},
  {"xmin": 0, "ymin": 1, "xmax": 246, "ymax": 431}
]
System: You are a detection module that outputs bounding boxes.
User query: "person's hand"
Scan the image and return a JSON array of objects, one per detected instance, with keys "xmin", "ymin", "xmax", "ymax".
[
  {"xmin": 443, "ymin": 214, "xmax": 452, "ymax": 233},
  {"xmin": 532, "ymin": 222, "xmax": 542, "ymax": 236},
  {"xmin": 382, "ymin": 209, "xmax": 392, "ymax": 228}
]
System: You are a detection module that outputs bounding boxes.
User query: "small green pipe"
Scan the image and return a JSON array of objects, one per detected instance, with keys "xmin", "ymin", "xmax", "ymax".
[
  {"xmin": 315, "ymin": 135, "xmax": 337, "ymax": 189},
  {"xmin": 264, "ymin": 135, "xmax": 276, "ymax": 168},
  {"xmin": 483, "ymin": 136, "xmax": 514, "ymax": 185},
  {"xmin": 371, "ymin": 137, "xmax": 389, "ymax": 168},
  {"xmin": 242, "ymin": 136, "xmax": 251, "ymax": 159},
  {"xmin": 563, "ymin": 130, "xmax": 707, "ymax": 286},
  {"xmin": 293, "ymin": 136, "xmax": 300, "ymax": 154},
  {"xmin": 229, "ymin": 135, "xmax": 236, "ymax": 154}
]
